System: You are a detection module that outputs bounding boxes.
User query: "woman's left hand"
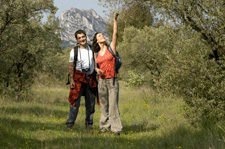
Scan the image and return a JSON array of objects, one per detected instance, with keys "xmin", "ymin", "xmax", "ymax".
[{"xmin": 96, "ymin": 68, "xmax": 104, "ymax": 76}]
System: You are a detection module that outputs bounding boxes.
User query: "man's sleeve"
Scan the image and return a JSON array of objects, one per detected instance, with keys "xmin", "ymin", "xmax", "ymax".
[{"xmin": 69, "ymin": 48, "xmax": 74, "ymax": 62}]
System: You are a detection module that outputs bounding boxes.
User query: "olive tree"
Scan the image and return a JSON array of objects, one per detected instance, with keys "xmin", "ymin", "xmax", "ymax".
[
  {"xmin": 99, "ymin": 0, "xmax": 225, "ymax": 59},
  {"xmin": 118, "ymin": 25, "xmax": 225, "ymax": 123},
  {"xmin": 0, "ymin": 0, "xmax": 62, "ymax": 99}
]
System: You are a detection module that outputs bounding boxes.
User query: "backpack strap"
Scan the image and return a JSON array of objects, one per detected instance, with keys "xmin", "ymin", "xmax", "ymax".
[
  {"xmin": 74, "ymin": 46, "xmax": 79, "ymax": 70},
  {"xmin": 107, "ymin": 46, "xmax": 116, "ymax": 57},
  {"xmin": 107, "ymin": 46, "xmax": 117, "ymax": 86}
]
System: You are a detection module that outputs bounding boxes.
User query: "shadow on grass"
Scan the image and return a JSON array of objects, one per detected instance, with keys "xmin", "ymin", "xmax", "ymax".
[
  {"xmin": 0, "ymin": 116, "xmax": 70, "ymax": 148},
  {"xmin": 123, "ymin": 123, "xmax": 160, "ymax": 134},
  {"xmin": 48, "ymin": 124, "xmax": 224, "ymax": 149},
  {"xmin": 0, "ymin": 124, "xmax": 42, "ymax": 148},
  {"xmin": 0, "ymin": 116, "xmax": 223, "ymax": 149},
  {"xmin": 0, "ymin": 117, "xmax": 65, "ymax": 132},
  {"xmin": 0, "ymin": 106, "xmax": 68, "ymax": 118}
]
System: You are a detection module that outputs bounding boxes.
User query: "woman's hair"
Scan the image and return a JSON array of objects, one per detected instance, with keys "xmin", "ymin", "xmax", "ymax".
[
  {"xmin": 92, "ymin": 32, "xmax": 109, "ymax": 53},
  {"xmin": 91, "ymin": 32, "xmax": 100, "ymax": 53}
]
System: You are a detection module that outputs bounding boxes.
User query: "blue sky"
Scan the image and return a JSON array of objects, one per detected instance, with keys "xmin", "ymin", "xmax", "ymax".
[{"xmin": 54, "ymin": 0, "xmax": 107, "ymax": 19}]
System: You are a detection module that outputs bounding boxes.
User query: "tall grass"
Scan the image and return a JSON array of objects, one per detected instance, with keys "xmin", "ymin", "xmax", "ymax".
[{"xmin": 0, "ymin": 82, "xmax": 224, "ymax": 148}]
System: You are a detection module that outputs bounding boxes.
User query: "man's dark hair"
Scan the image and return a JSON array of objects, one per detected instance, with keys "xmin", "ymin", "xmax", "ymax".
[{"xmin": 74, "ymin": 30, "xmax": 86, "ymax": 39}]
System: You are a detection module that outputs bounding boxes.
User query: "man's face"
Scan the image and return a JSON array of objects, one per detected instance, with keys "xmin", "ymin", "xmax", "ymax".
[{"xmin": 76, "ymin": 33, "xmax": 87, "ymax": 45}]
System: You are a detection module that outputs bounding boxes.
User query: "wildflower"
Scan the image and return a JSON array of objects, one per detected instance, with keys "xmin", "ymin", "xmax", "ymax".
[
  {"xmin": 158, "ymin": 113, "xmax": 165, "ymax": 119},
  {"xmin": 143, "ymin": 104, "xmax": 150, "ymax": 109}
]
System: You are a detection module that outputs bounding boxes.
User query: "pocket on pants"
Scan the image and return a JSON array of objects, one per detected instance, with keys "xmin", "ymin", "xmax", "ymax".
[{"xmin": 98, "ymin": 79, "xmax": 107, "ymax": 95}]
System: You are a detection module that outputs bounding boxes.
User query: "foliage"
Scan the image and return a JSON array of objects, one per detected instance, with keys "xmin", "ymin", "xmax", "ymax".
[
  {"xmin": 106, "ymin": 0, "xmax": 153, "ymax": 42},
  {"xmin": 99, "ymin": 0, "xmax": 225, "ymax": 59},
  {"xmin": 37, "ymin": 48, "xmax": 71, "ymax": 86},
  {"xmin": 118, "ymin": 25, "xmax": 225, "ymax": 123},
  {"xmin": 0, "ymin": 0, "xmax": 62, "ymax": 99},
  {"xmin": 156, "ymin": 28, "xmax": 225, "ymax": 123},
  {"xmin": 125, "ymin": 70, "xmax": 145, "ymax": 86},
  {"xmin": 150, "ymin": 0, "xmax": 225, "ymax": 58},
  {"xmin": 118, "ymin": 25, "xmax": 176, "ymax": 86}
]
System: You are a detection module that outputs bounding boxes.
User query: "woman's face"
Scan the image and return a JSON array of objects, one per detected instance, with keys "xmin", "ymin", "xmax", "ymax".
[{"xmin": 96, "ymin": 33, "xmax": 106, "ymax": 43}]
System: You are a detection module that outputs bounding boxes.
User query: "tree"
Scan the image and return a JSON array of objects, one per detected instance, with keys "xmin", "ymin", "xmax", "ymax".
[
  {"xmin": 118, "ymin": 25, "xmax": 225, "ymax": 123},
  {"xmin": 99, "ymin": 0, "xmax": 225, "ymax": 60},
  {"xmin": 105, "ymin": 0, "xmax": 153, "ymax": 42},
  {"xmin": 151, "ymin": 0, "xmax": 225, "ymax": 60},
  {"xmin": 0, "ymin": 0, "xmax": 62, "ymax": 99}
]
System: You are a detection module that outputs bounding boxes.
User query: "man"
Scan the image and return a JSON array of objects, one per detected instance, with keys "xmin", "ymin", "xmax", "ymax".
[{"xmin": 66, "ymin": 30, "xmax": 98, "ymax": 129}]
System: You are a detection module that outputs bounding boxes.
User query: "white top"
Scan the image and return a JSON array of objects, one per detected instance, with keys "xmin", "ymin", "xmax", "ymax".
[{"xmin": 69, "ymin": 46, "xmax": 95, "ymax": 74}]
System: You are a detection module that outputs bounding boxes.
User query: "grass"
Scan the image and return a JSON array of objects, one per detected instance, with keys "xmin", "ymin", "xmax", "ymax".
[{"xmin": 0, "ymin": 82, "xmax": 224, "ymax": 149}]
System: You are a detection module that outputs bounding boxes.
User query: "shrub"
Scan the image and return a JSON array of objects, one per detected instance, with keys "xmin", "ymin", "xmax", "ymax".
[
  {"xmin": 118, "ymin": 25, "xmax": 225, "ymax": 123},
  {"xmin": 125, "ymin": 70, "xmax": 145, "ymax": 86}
]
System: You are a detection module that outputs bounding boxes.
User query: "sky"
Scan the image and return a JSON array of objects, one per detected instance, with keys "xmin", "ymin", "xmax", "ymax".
[{"xmin": 54, "ymin": 0, "xmax": 107, "ymax": 19}]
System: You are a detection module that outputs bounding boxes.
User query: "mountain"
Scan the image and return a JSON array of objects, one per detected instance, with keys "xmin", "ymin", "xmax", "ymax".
[{"xmin": 59, "ymin": 8, "xmax": 108, "ymax": 48}]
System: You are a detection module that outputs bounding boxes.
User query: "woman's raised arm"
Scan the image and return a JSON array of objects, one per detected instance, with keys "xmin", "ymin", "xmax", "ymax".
[{"xmin": 110, "ymin": 12, "xmax": 119, "ymax": 54}]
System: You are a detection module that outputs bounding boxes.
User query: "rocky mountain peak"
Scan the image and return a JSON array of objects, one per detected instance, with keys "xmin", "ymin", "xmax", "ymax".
[{"xmin": 59, "ymin": 8, "xmax": 108, "ymax": 48}]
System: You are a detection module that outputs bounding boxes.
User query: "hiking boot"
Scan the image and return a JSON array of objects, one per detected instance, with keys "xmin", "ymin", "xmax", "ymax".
[
  {"xmin": 98, "ymin": 128, "xmax": 108, "ymax": 134},
  {"xmin": 67, "ymin": 125, "xmax": 73, "ymax": 130},
  {"xmin": 86, "ymin": 125, "xmax": 93, "ymax": 130},
  {"xmin": 85, "ymin": 123, "xmax": 93, "ymax": 129},
  {"xmin": 114, "ymin": 132, "xmax": 120, "ymax": 136}
]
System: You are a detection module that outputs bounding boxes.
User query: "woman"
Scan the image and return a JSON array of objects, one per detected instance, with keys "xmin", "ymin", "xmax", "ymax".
[{"xmin": 92, "ymin": 12, "xmax": 122, "ymax": 135}]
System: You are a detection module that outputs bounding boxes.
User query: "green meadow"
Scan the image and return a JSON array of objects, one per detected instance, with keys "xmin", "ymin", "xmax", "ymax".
[{"xmin": 0, "ymin": 82, "xmax": 224, "ymax": 149}]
